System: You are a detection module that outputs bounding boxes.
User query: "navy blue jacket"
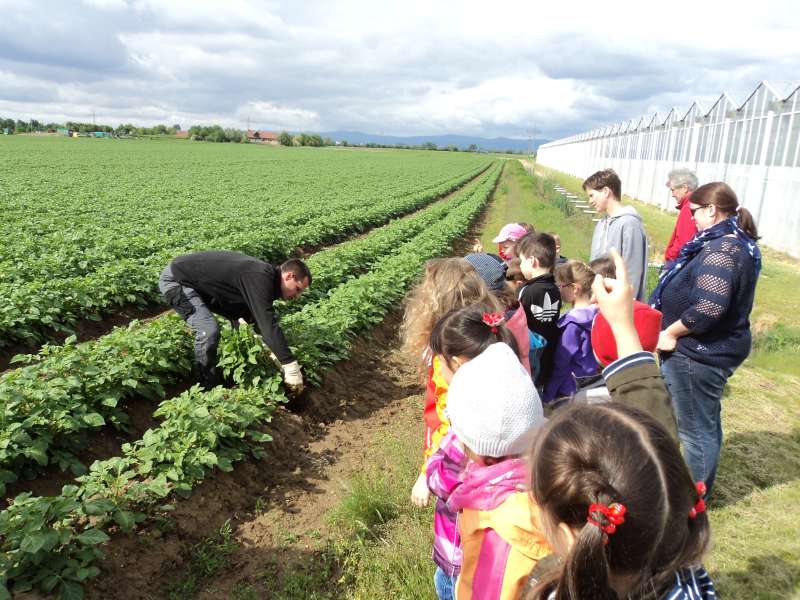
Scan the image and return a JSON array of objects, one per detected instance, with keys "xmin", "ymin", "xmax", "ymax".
[{"xmin": 660, "ymin": 236, "xmax": 758, "ymax": 369}]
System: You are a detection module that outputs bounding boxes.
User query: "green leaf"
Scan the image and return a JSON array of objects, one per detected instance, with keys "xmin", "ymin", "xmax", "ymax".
[
  {"xmin": 83, "ymin": 499, "xmax": 115, "ymax": 516},
  {"xmin": 42, "ymin": 574, "xmax": 61, "ymax": 592},
  {"xmin": 113, "ymin": 510, "xmax": 136, "ymax": 532},
  {"xmin": 9, "ymin": 353, "xmax": 30, "ymax": 364},
  {"xmin": 0, "ymin": 584, "xmax": 9, "ymax": 600},
  {"xmin": 83, "ymin": 413, "xmax": 105, "ymax": 427},
  {"xmin": 59, "ymin": 580, "xmax": 85, "ymax": 600},
  {"xmin": 27, "ymin": 445, "xmax": 49, "ymax": 466},
  {"xmin": 76, "ymin": 528, "xmax": 110, "ymax": 546},
  {"xmin": 75, "ymin": 566, "xmax": 100, "ymax": 581},
  {"xmin": 20, "ymin": 531, "xmax": 49, "ymax": 554}
]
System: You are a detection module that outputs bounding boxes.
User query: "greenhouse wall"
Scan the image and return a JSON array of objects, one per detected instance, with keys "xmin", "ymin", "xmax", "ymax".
[{"xmin": 537, "ymin": 81, "xmax": 800, "ymax": 258}]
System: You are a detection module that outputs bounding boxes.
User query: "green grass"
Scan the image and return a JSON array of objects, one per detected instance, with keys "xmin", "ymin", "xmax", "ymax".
[
  {"xmin": 480, "ymin": 161, "xmax": 595, "ymax": 262},
  {"xmin": 263, "ymin": 160, "xmax": 800, "ymax": 599}
]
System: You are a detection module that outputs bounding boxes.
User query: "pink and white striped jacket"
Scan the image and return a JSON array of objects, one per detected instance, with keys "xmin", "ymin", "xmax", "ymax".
[
  {"xmin": 447, "ymin": 457, "xmax": 551, "ymax": 600},
  {"xmin": 426, "ymin": 432, "xmax": 469, "ymax": 576}
]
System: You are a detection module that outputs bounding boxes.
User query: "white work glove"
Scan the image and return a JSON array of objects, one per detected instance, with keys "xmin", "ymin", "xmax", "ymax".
[{"xmin": 282, "ymin": 360, "xmax": 304, "ymax": 390}]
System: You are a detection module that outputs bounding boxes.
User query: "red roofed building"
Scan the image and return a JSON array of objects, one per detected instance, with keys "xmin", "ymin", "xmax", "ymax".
[{"xmin": 246, "ymin": 129, "xmax": 279, "ymax": 144}]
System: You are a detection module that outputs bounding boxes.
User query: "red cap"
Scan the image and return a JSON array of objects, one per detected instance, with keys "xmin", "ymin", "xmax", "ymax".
[{"xmin": 591, "ymin": 301, "xmax": 662, "ymax": 366}]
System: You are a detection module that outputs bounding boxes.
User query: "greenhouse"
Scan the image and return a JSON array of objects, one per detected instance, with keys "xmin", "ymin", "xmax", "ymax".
[{"xmin": 537, "ymin": 81, "xmax": 800, "ymax": 258}]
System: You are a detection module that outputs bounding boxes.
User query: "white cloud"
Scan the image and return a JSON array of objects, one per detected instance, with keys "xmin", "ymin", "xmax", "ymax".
[
  {"xmin": 1, "ymin": 0, "xmax": 798, "ymax": 139},
  {"xmin": 236, "ymin": 101, "xmax": 319, "ymax": 130}
]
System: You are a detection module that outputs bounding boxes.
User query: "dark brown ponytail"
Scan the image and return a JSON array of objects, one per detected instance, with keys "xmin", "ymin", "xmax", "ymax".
[
  {"xmin": 524, "ymin": 404, "xmax": 710, "ymax": 600},
  {"xmin": 735, "ymin": 206, "xmax": 760, "ymax": 241},
  {"xmin": 692, "ymin": 181, "xmax": 760, "ymax": 240}
]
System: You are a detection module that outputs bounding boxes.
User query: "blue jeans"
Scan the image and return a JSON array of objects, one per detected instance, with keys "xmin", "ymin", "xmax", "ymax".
[
  {"xmin": 434, "ymin": 567, "xmax": 457, "ymax": 600},
  {"xmin": 661, "ymin": 351, "xmax": 733, "ymax": 495}
]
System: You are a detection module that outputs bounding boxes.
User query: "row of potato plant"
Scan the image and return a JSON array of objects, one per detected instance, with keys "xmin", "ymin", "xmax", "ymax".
[
  {"xmin": 0, "ymin": 163, "xmax": 499, "ymax": 493},
  {"xmin": 0, "ymin": 158, "xmax": 491, "ymax": 346},
  {"xmin": 0, "ymin": 159, "xmax": 500, "ymax": 600}
]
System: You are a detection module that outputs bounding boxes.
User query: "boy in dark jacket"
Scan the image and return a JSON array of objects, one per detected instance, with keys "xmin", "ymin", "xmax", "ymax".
[{"xmin": 515, "ymin": 233, "xmax": 561, "ymax": 387}]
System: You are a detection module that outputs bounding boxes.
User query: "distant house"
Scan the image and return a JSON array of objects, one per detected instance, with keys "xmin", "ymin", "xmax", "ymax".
[
  {"xmin": 175, "ymin": 131, "xmax": 189, "ymax": 139},
  {"xmin": 246, "ymin": 129, "xmax": 279, "ymax": 145}
]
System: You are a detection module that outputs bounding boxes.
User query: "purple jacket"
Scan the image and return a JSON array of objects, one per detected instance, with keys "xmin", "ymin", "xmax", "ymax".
[
  {"xmin": 426, "ymin": 432, "xmax": 468, "ymax": 575},
  {"xmin": 543, "ymin": 306, "xmax": 600, "ymax": 403}
]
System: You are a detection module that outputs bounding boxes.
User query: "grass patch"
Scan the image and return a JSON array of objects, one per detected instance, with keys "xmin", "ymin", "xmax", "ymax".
[
  {"xmin": 329, "ymin": 473, "xmax": 401, "ymax": 540},
  {"xmin": 479, "ymin": 161, "xmax": 595, "ymax": 262}
]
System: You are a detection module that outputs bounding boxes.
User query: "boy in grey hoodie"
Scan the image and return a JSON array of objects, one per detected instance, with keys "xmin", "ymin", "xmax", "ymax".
[{"xmin": 584, "ymin": 168, "xmax": 648, "ymax": 301}]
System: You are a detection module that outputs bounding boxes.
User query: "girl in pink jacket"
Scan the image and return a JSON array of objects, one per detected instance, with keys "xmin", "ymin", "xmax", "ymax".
[{"xmin": 426, "ymin": 311, "xmax": 550, "ymax": 600}]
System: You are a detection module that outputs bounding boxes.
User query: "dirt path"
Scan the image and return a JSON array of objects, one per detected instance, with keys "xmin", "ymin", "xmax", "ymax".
[{"xmin": 84, "ymin": 315, "xmax": 425, "ymax": 599}]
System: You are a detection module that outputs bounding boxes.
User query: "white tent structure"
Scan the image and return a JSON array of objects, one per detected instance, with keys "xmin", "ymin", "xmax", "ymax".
[{"xmin": 537, "ymin": 81, "xmax": 800, "ymax": 258}]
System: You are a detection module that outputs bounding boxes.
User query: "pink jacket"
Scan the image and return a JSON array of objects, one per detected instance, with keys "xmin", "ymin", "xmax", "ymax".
[
  {"xmin": 506, "ymin": 305, "xmax": 532, "ymax": 375},
  {"xmin": 447, "ymin": 458, "xmax": 550, "ymax": 600},
  {"xmin": 426, "ymin": 432, "xmax": 468, "ymax": 575}
]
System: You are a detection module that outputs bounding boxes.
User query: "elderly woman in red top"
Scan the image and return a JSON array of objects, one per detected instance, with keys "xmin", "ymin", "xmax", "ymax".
[{"xmin": 663, "ymin": 168, "xmax": 699, "ymax": 270}]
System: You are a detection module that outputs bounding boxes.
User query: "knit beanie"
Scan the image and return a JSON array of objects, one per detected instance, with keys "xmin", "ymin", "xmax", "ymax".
[
  {"xmin": 591, "ymin": 301, "xmax": 663, "ymax": 366},
  {"xmin": 446, "ymin": 343, "xmax": 545, "ymax": 457},
  {"xmin": 465, "ymin": 253, "xmax": 507, "ymax": 290}
]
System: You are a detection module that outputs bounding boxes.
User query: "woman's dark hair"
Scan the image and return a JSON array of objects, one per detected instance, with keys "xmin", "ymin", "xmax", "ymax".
[
  {"xmin": 692, "ymin": 181, "xmax": 760, "ymax": 240},
  {"xmin": 429, "ymin": 303, "xmax": 520, "ymax": 368},
  {"xmin": 525, "ymin": 404, "xmax": 710, "ymax": 600}
]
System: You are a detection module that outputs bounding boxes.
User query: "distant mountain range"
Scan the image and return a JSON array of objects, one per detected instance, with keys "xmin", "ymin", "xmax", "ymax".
[{"xmin": 317, "ymin": 131, "xmax": 548, "ymax": 152}]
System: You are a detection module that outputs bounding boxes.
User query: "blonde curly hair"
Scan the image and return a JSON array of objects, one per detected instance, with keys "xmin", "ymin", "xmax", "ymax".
[{"xmin": 401, "ymin": 257, "xmax": 502, "ymax": 377}]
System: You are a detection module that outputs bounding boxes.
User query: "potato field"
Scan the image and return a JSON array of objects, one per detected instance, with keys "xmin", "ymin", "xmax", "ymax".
[{"xmin": 0, "ymin": 137, "xmax": 501, "ymax": 599}]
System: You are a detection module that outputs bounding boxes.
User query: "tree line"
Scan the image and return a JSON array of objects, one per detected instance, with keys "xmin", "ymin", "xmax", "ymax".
[{"xmin": 2, "ymin": 115, "xmax": 526, "ymax": 153}]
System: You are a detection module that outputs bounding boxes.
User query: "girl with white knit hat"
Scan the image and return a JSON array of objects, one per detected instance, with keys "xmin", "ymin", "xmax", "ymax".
[{"xmin": 425, "ymin": 305, "xmax": 551, "ymax": 600}]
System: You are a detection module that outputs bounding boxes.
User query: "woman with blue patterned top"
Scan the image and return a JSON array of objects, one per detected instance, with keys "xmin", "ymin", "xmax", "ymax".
[{"xmin": 651, "ymin": 182, "xmax": 761, "ymax": 497}]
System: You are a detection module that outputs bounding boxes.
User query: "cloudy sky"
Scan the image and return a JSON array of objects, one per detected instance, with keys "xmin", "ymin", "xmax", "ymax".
[{"xmin": 1, "ymin": 0, "xmax": 798, "ymax": 140}]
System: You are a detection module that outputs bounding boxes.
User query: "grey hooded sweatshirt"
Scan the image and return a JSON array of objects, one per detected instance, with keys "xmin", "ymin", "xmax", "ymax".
[{"xmin": 590, "ymin": 205, "xmax": 648, "ymax": 301}]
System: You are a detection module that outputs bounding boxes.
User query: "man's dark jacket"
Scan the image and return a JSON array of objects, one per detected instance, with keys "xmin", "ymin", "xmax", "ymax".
[{"xmin": 170, "ymin": 250, "xmax": 294, "ymax": 363}]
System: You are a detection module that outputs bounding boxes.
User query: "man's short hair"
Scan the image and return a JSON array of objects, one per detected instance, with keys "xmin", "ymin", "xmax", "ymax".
[
  {"xmin": 666, "ymin": 168, "xmax": 699, "ymax": 191},
  {"xmin": 583, "ymin": 168, "xmax": 621, "ymax": 199},
  {"xmin": 281, "ymin": 258, "xmax": 312, "ymax": 285},
  {"xmin": 515, "ymin": 232, "xmax": 556, "ymax": 270}
]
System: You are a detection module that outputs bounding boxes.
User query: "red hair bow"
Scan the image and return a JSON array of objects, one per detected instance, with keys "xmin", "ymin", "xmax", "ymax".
[
  {"xmin": 689, "ymin": 482, "xmax": 707, "ymax": 519},
  {"xmin": 587, "ymin": 502, "xmax": 626, "ymax": 543},
  {"xmin": 482, "ymin": 312, "xmax": 505, "ymax": 333}
]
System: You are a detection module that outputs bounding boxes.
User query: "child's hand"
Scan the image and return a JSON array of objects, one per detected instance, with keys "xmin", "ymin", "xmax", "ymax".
[
  {"xmin": 591, "ymin": 247, "xmax": 635, "ymax": 332},
  {"xmin": 410, "ymin": 472, "xmax": 431, "ymax": 507},
  {"xmin": 472, "ymin": 239, "xmax": 484, "ymax": 253}
]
